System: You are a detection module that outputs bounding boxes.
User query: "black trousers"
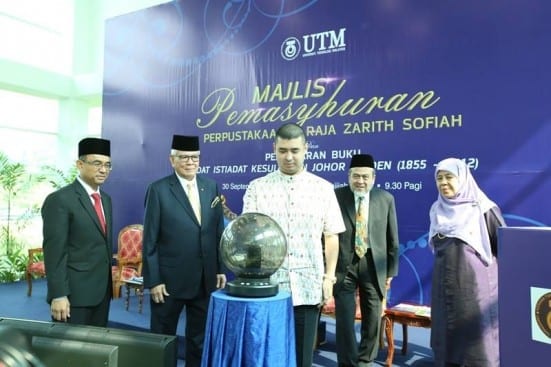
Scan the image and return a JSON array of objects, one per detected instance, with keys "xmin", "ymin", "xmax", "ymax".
[
  {"xmin": 150, "ymin": 295, "xmax": 209, "ymax": 367},
  {"xmin": 334, "ymin": 250, "xmax": 382, "ymax": 367},
  {"xmin": 294, "ymin": 305, "xmax": 320, "ymax": 367}
]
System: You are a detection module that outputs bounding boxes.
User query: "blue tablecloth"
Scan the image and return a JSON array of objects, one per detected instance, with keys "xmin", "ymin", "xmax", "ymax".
[{"xmin": 201, "ymin": 289, "xmax": 296, "ymax": 367}]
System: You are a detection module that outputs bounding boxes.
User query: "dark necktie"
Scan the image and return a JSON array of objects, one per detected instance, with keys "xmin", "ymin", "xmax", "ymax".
[
  {"xmin": 91, "ymin": 193, "xmax": 106, "ymax": 234},
  {"xmin": 355, "ymin": 196, "xmax": 368, "ymax": 258}
]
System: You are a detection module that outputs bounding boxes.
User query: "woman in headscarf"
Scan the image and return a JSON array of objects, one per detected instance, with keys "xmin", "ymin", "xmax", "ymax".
[{"xmin": 429, "ymin": 158, "xmax": 505, "ymax": 367}]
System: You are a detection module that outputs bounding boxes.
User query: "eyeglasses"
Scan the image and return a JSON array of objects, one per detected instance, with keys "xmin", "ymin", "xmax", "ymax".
[
  {"xmin": 81, "ymin": 160, "xmax": 113, "ymax": 171},
  {"xmin": 174, "ymin": 155, "xmax": 200, "ymax": 162},
  {"xmin": 351, "ymin": 174, "xmax": 372, "ymax": 181}
]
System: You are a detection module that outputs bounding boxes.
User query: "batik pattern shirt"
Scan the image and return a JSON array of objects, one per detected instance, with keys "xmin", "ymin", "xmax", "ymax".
[{"xmin": 243, "ymin": 170, "xmax": 345, "ymax": 305}]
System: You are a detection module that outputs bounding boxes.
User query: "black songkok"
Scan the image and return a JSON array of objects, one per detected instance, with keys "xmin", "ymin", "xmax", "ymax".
[
  {"xmin": 78, "ymin": 137, "xmax": 110, "ymax": 157},
  {"xmin": 171, "ymin": 135, "xmax": 199, "ymax": 151},
  {"xmin": 349, "ymin": 154, "xmax": 375, "ymax": 168}
]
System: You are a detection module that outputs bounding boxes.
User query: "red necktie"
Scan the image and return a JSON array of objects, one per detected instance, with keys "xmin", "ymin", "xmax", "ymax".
[{"xmin": 91, "ymin": 193, "xmax": 106, "ymax": 234}]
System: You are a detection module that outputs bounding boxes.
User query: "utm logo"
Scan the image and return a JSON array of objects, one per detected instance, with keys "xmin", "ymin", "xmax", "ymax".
[
  {"xmin": 281, "ymin": 37, "xmax": 301, "ymax": 61},
  {"xmin": 281, "ymin": 28, "xmax": 347, "ymax": 61}
]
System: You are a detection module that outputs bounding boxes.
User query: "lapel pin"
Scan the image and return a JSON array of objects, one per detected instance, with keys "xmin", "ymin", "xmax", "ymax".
[{"xmin": 211, "ymin": 196, "xmax": 221, "ymax": 208}]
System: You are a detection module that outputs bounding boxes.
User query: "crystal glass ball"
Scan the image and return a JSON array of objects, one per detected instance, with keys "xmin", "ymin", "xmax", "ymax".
[{"xmin": 220, "ymin": 212, "xmax": 287, "ymax": 279}]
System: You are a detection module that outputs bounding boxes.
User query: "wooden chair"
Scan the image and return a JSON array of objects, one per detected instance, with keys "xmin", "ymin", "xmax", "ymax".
[
  {"xmin": 26, "ymin": 248, "xmax": 46, "ymax": 296},
  {"xmin": 380, "ymin": 303, "xmax": 432, "ymax": 366},
  {"xmin": 111, "ymin": 224, "xmax": 143, "ymax": 299}
]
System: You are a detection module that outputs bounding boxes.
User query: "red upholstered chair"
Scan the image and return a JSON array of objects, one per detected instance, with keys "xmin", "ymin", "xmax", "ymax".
[
  {"xmin": 26, "ymin": 248, "xmax": 46, "ymax": 297},
  {"xmin": 111, "ymin": 224, "xmax": 143, "ymax": 299}
]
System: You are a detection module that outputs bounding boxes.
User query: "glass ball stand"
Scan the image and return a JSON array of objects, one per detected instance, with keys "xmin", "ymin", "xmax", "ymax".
[{"xmin": 226, "ymin": 277, "xmax": 278, "ymax": 297}]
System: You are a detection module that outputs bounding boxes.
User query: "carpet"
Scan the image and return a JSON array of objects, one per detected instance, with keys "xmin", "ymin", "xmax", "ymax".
[{"xmin": 0, "ymin": 279, "xmax": 434, "ymax": 366}]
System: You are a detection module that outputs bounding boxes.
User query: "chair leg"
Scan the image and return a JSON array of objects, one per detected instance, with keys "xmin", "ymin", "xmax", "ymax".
[
  {"xmin": 383, "ymin": 315, "xmax": 394, "ymax": 367},
  {"xmin": 125, "ymin": 285, "xmax": 130, "ymax": 311},
  {"xmin": 27, "ymin": 273, "xmax": 32, "ymax": 297},
  {"xmin": 401, "ymin": 324, "xmax": 408, "ymax": 355},
  {"xmin": 379, "ymin": 316, "xmax": 385, "ymax": 349},
  {"xmin": 112, "ymin": 281, "xmax": 121, "ymax": 299},
  {"xmin": 137, "ymin": 286, "xmax": 144, "ymax": 314}
]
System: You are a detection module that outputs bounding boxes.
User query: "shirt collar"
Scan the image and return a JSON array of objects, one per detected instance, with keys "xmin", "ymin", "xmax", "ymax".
[
  {"xmin": 175, "ymin": 173, "xmax": 197, "ymax": 187},
  {"xmin": 77, "ymin": 176, "xmax": 100, "ymax": 196}
]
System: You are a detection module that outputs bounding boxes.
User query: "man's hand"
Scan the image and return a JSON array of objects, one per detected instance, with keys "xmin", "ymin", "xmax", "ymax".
[
  {"xmin": 151, "ymin": 284, "xmax": 169, "ymax": 303},
  {"xmin": 51, "ymin": 297, "xmax": 70, "ymax": 322},
  {"xmin": 216, "ymin": 274, "xmax": 227, "ymax": 289},
  {"xmin": 322, "ymin": 277, "xmax": 335, "ymax": 303}
]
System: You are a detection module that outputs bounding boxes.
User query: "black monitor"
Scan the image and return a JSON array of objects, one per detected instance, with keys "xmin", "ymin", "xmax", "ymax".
[
  {"xmin": 32, "ymin": 336, "xmax": 118, "ymax": 367},
  {"xmin": 0, "ymin": 318, "xmax": 177, "ymax": 367}
]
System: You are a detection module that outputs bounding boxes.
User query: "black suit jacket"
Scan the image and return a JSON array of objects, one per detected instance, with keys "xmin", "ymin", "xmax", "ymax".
[
  {"xmin": 41, "ymin": 180, "xmax": 113, "ymax": 306},
  {"xmin": 334, "ymin": 185, "xmax": 399, "ymax": 297},
  {"xmin": 142, "ymin": 173, "xmax": 224, "ymax": 299}
]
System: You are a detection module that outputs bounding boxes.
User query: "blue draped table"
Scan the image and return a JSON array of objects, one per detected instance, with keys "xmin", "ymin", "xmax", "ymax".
[{"xmin": 201, "ymin": 289, "xmax": 296, "ymax": 367}]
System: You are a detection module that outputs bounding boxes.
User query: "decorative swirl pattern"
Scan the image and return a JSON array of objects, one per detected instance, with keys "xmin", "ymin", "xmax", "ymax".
[{"xmin": 104, "ymin": 0, "xmax": 320, "ymax": 94}]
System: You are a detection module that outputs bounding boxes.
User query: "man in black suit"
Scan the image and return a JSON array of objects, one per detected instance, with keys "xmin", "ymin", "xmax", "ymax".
[
  {"xmin": 42, "ymin": 137, "xmax": 113, "ymax": 327},
  {"xmin": 333, "ymin": 154, "xmax": 400, "ymax": 367},
  {"xmin": 142, "ymin": 135, "xmax": 226, "ymax": 367}
]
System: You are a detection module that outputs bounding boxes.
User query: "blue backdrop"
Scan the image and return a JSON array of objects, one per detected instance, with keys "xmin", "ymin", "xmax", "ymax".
[{"xmin": 102, "ymin": 0, "xmax": 551, "ymax": 307}]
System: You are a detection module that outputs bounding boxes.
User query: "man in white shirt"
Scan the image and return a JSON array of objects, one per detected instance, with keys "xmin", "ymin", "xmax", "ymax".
[{"xmin": 243, "ymin": 123, "xmax": 345, "ymax": 367}]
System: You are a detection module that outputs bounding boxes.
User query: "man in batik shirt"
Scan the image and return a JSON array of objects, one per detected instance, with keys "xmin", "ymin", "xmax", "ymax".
[{"xmin": 243, "ymin": 123, "xmax": 345, "ymax": 367}]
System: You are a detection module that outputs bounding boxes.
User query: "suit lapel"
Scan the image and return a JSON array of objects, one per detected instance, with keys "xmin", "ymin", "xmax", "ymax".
[
  {"xmin": 196, "ymin": 176, "xmax": 208, "ymax": 223},
  {"xmin": 73, "ymin": 181, "xmax": 105, "ymax": 236},
  {"xmin": 367, "ymin": 189, "xmax": 379, "ymax": 236},
  {"xmin": 100, "ymin": 192, "xmax": 111, "ymax": 238},
  {"xmin": 169, "ymin": 174, "xmax": 199, "ymax": 224},
  {"xmin": 343, "ymin": 189, "xmax": 356, "ymax": 225}
]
